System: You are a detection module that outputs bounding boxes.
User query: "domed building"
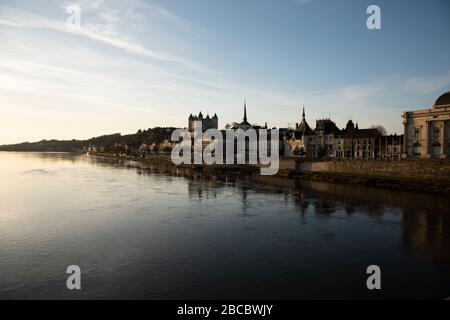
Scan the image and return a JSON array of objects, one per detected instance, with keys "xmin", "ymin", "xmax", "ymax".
[
  {"xmin": 434, "ymin": 91, "xmax": 450, "ymax": 107},
  {"xmin": 402, "ymin": 91, "xmax": 450, "ymax": 157}
]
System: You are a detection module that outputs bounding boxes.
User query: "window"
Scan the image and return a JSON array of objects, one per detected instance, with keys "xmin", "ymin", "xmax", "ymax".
[
  {"xmin": 414, "ymin": 128, "xmax": 420, "ymax": 141},
  {"xmin": 433, "ymin": 128, "xmax": 440, "ymax": 141},
  {"xmin": 413, "ymin": 142, "xmax": 421, "ymax": 156}
]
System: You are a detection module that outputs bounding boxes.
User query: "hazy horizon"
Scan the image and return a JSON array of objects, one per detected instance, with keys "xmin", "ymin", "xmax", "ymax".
[{"xmin": 1, "ymin": 0, "xmax": 449, "ymax": 144}]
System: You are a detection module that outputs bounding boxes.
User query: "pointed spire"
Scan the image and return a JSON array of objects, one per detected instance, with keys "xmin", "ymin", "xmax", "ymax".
[
  {"xmin": 356, "ymin": 122, "xmax": 359, "ymax": 130},
  {"xmin": 302, "ymin": 106, "xmax": 305, "ymax": 120},
  {"xmin": 243, "ymin": 100, "xmax": 247, "ymax": 122}
]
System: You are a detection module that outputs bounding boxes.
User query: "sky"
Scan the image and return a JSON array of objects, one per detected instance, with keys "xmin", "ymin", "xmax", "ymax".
[{"xmin": 0, "ymin": 0, "xmax": 449, "ymax": 144}]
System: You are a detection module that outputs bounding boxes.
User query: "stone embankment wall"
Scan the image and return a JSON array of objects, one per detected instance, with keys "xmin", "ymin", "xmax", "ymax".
[{"xmin": 296, "ymin": 159, "xmax": 450, "ymax": 180}]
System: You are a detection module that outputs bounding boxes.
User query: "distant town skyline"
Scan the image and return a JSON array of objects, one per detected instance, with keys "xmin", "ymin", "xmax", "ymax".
[{"xmin": 1, "ymin": 0, "xmax": 449, "ymax": 144}]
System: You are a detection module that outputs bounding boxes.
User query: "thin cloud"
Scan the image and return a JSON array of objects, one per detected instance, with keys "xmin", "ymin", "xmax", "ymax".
[
  {"xmin": 402, "ymin": 70, "xmax": 450, "ymax": 95},
  {"xmin": 0, "ymin": 57, "xmax": 106, "ymax": 79},
  {"xmin": 0, "ymin": 5, "xmax": 207, "ymax": 71}
]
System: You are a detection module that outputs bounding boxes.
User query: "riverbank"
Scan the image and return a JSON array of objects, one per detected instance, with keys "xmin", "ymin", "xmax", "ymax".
[
  {"xmin": 89, "ymin": 152, "xmax": 450, "ymax": 195},
  {"xmin": 288, "ymin": 170, "xmax": 450, "ymax": 195}
]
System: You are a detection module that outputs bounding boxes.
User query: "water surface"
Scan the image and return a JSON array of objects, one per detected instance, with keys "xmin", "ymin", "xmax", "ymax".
[{"xmin": 0, "ymin": 152, "xmax": 449, "ymax": 299}]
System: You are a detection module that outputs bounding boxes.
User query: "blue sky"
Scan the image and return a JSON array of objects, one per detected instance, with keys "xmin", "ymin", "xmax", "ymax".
[{"xmin": 0, "ymin": 0, "xmax": 449, "ymax": 143}]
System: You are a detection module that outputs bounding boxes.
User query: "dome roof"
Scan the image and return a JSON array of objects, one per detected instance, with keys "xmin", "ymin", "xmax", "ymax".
[{"xmin": 434, "ymin": 91, "xmax": 450, "ymax": 106}]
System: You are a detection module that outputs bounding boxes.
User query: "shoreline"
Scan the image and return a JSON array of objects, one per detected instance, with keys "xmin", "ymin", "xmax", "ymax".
[{"xmin": 88, "ymin": 152, "xmax": 450, "ymax": 196}]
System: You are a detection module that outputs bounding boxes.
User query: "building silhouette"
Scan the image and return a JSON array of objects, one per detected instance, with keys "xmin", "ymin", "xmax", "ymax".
[{"xmin": 188, "ymin": 112, "xmax": 218, "ymax": 132}]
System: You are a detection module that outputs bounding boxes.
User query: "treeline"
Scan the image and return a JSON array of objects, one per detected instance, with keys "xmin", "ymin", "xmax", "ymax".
[{"xmin": 0, "ymin": 127, "xmax": 176, "ymax": 152}]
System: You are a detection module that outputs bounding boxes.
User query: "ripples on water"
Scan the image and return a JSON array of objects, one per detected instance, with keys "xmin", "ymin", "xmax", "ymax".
[{"xmin": 0, "ymin": 152, "xmax": 449, "ymax": 299}]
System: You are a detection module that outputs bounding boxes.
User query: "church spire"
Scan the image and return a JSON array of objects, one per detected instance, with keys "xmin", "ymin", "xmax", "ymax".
[
  {"xmin": 243, "ymin": 100, "xmax": 247, "ymax": 123},
  {"xmin": 302, "ymin": 106, "xmax": 305, "ymax": 120}
]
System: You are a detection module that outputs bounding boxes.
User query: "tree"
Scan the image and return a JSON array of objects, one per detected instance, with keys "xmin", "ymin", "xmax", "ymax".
[{"xmin": 371, "ymin": 125, "xmax": 387, "ymax": 135}]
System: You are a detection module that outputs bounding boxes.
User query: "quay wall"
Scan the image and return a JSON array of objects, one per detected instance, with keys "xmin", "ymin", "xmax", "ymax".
[
  {"xmin": 92, "ymin": 153, "xmax": 450, "ymax": 181},
  {"xmin": 296, "ymin": 158, "xmax": 450, "ymax": 180}
]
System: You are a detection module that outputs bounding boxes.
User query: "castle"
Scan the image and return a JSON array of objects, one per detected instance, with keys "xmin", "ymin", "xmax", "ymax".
[{"xmin": 188, "ymin": 112, "xmax": 218, "ymax": 132}]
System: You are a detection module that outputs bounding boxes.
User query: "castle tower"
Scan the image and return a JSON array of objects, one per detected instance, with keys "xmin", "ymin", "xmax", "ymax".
[{"xmin": 212, "ymin": 113, "xmax": 218, "ymax": 129}]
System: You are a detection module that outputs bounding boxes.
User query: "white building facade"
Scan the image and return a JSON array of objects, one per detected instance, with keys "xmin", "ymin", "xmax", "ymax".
[{"xmin": 403, "ymin": 92, "xmax": 450, "ymax": 158}]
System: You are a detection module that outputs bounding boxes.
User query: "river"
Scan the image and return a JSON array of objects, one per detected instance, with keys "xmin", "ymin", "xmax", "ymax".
[{"xmin": 0, "ymin": 152, "xmax": 449, "ymax": 299}]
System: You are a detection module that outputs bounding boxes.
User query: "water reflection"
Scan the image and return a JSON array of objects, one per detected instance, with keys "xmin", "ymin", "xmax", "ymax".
[
  {"xmin": 168, "ymin": 163, "xmax": 450, "ymax": 274},
  {"xmin": 113, "ymin": 155, "xmax": 450, "ymax": 272},
  {"xmin": 0, "ymin": 152, "xmax": 449, "ymax": 299},
  {"xmin": 99, "ymin": 154, "xmax": 450, "ymax": 274}
]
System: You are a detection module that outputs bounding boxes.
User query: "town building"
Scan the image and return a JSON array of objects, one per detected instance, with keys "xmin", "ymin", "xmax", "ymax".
[
  {"xmin": 286, "ymin": 109, "xmax": 403, "ymax": 160},
  {"xmin": 337, "ymin": 120, "xmax": 381, "ymax": 160},
  {"xmin": 402, "ymin": 91, "xmax": 450, "ymax": 158},
  {"xmin": 287, "ymin": 109, "xmax": 343, "ymax": 159},
  {"xmin": 310, "ymin": 118, "xmax": 341, "ymax": 158},
  {"xmin": 378, "ymin": 134, "xmax": 404, "ymax": 161},
  {"xmin": 287, "ymin": 108, "xmax": 311, "ymax": 157}
]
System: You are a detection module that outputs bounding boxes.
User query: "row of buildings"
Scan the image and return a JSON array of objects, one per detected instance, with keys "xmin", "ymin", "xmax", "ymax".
[
  {"xmin": 283, "ymin": 110, "xmax": 402, "ymax": 160},
  {"xmin": 187, "ymin": 91, "xmax": 450, "ymax": 160}
]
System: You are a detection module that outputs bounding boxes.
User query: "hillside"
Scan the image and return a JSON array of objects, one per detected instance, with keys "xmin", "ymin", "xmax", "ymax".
[{"xmin": 0, "ymin": 127, "xmax": 176, "ymax": 152}]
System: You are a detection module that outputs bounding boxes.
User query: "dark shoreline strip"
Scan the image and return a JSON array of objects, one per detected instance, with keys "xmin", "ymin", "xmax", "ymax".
[{"xmin": 88, "ymin": 152, "xmax": 450, "ymax": 196}]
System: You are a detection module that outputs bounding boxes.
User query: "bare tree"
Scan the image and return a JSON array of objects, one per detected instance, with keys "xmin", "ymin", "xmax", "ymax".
[{"xmin": 371, "ymin": 125, "xmax": 387, "ymax": 135}]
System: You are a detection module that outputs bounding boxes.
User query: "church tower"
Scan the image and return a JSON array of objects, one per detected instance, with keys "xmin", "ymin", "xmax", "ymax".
[
  {"xmin": 244, "ymin": 100, "xmax": 248, "ymax": 123},
  {"xmin": 296, "ymin": 106, "xmax": 312, "ymax": 135}
]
